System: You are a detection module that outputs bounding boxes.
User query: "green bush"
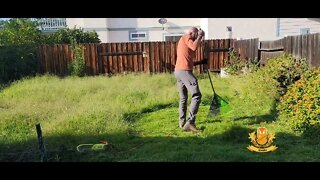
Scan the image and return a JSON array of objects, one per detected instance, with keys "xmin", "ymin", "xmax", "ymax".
[
  {"xmin": 277, "ymin": 67, "xmax": 320, "ymax": 135},
  {"xmin": 0, "ymin": 18, "xmax": 44, "ymax": 46},
  {"xmin": 261, "ymin": 53, "xmax": 309, "ymax": 95},
  {"xmin": 43, "ymin": 27, "xmax": 100, "ymax": 77},
  {"xmin": 245, "ymin": 57, "xmax": 260, "ymax": 73},
  {"xmin": 0, "ymin": 19, "xmax": 99, "ymax": 82},
  {"xmin": 68, "ymin": 39, "xmax": 85, "ymax": 77},
  {"xmin": 45, "ymin": 27, "xmax": 101, "ymax": 44},
  {"xmin": 223, "ymin": 49, "xmax": 245, "ymax": 75},
  {"xmin": 0, "ymin": 19, "xmax": 43, "ymax": 83},
  {"xmin": 223, "ymin": 49, "xmax": 260, "ymax": 75},
  {"xmin": 0, "ymin": 45, "xmax": 38, "ymax": 83}
]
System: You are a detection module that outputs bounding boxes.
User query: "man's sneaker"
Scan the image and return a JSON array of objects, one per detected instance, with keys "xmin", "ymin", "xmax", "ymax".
[
  {"xmin": 183, "ymin": 121, "xmax": 200, "ymax": 133},
  {"xmin": 179, "ymin": 120, "xmax": 186, "ymax": 128}
]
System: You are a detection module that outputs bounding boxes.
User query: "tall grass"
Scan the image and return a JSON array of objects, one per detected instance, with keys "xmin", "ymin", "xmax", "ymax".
[
  {"xmin": 1, "ymin": 71, "xmax": 319, "ymax": 162},
  {"xmin": 0, "ymin": 73, "xmax": 178, "ymax": 161}
]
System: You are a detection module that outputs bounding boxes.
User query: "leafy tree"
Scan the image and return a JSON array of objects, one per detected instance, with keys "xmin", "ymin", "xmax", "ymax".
[
  {"xmin": 45, "ymin": 27, "xmax": 101, "ymax": 44},
  {"xmin": 0, "ymin": 18, "xmax": 44, "ymax": 46},
  {"xmin": 0, "ymin": 20, "xmax": 5, "ymax": 27},
  {"xmin": 0, "ymin": 18, "xmax": 43, "ymax": 83}
]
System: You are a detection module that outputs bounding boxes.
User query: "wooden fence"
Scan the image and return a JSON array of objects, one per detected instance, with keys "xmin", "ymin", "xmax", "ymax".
[
  {"xmin": 37, "ymin": 38, "xmax": 259, "ymax": 76},
  {"xmin": 37, "ymin": 33, "xmax": 320, "ymax": 76},
  {"xmin": 259, "ymin": 33, "xmax": 320, "ymax": 67},
  {"xmin": 37, "ymin": 44, "xmax": 73, "ymax": 75}
]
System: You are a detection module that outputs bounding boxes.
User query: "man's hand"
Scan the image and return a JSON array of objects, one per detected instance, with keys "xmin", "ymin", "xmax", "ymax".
[
  {"xmin": 197, "ymin": 29, "xmax": 205, "ymax": 41},
  {"xmin": 202, "ymin": 58, "xmax": 208, "ymax": 64},
  {"xmin": 198, "ymin": 28, "xmax": 205, "ymax": 39},
  {"xmin": 199, "ymin": 29, "xmax": 205, "ymax": 37},
  {"xmin": 193, "ymin": 58, "xmax": 208, "ymax": 66}
]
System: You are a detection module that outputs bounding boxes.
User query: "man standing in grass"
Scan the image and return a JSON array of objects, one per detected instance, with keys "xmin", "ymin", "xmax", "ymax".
[{"xmin": 174, "ymin": 27, "xmax": 207, "ymax": 132}]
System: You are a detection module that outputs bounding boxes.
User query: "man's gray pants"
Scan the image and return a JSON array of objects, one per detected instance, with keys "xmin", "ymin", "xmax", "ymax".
[{"xmin": 174, "ymin": 70, "xmax": 202, "ymax": 126}]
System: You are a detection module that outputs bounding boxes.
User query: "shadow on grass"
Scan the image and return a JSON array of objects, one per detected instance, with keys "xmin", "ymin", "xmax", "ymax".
[
  {"xmin": 207, "ymin": 119, "xmax": 222, "ymax": 123},
  {"xmin": 2, "ymin": 124, "xmax": 318, "ymax": 162},
  {"xmin": 123, "ymin": 103, "xmax": 177, "ymax": 123},
  {"xmin": 232, "ymin": 102, "xmax": 278, "ymax": 125},
  {"xmin": 0, "ymin": 82, "xmax": 10, "ymax": 93}
]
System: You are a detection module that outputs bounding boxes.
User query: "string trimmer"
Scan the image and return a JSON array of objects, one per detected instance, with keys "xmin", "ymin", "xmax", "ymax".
[{"xmin": 203, "ymin": 41, "xmax": 230, "ymax": 117}]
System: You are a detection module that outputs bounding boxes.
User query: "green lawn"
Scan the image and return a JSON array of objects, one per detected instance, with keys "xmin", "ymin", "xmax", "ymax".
[{"xmin": 1, "ymin": 73, "xmax": 320, "ymax": 162}]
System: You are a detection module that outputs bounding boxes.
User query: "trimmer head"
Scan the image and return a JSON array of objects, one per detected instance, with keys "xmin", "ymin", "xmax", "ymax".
[{"xmin": 207, "ymin": 94, "xmax": 230, "ymax": 117}]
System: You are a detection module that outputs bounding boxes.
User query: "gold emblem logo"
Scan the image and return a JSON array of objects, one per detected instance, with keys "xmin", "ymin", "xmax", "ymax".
[{"xmin": 247, "ymin": 127, "xmax": 277, "ymax": 152}]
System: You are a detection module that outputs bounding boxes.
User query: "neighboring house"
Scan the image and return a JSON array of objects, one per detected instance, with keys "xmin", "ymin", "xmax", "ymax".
[
  {"xmin": 205, "ymin": 18, "xmax": 278, "ymax": 40},
  {"xmin": 66, "ymin": 18, "xmax": 320, "ymax": 43},
  {"xmin": 278, "ymin": 18, "xmax": 320, "ymax": 37},
  {"xmin": 0, "ymin": 18, "xmax": 67, "ymax": 32},
  {"xmin": 66, "ymin": 18, "xmax": 202, "ymax": 43},
  {"xmin": 33, "ymin": 18, "xmax": 67, "ymax": 32}
]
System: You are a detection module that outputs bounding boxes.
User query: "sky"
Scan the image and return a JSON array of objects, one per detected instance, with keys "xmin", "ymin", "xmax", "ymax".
[{"xmin": 0, "ymin": 18, "xmax": 10, "ymax": 21}]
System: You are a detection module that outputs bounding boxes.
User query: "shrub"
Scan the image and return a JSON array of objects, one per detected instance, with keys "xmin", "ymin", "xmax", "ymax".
[
  {"xmin": 0, "ymin": 45, "xmax": 38, "ymax": 83},
  {"xmin": 0, "ymin": 18, "xmax": 43, "ymax": 46},
  {"xmin": 277, "ymin": 67, "xmax": 320, "ymax": 135},
  {"xmin": 261, "ymin": 53, "xmax": 309, "ymax": 95},
  {"xmin": 223, "ymin": 49, "xmax": 260, "ymax": 75},
  {"xmin": 0, "ymin": 18, "xmax": 43, "ymax": 83},
  {"xmin": 245, "ymin": 57, "xmax": 260, "ymax": 73},
  {"xmin": 223, "ymin": 49, "xmax": 245, "ymax": 75},
  {"xmin": 45, "ymin": 27, "xmax": 101, "ymax": 44},
  {"xmin": 68, "ymin": 38, "xmax": 85, "ymax": 77}
]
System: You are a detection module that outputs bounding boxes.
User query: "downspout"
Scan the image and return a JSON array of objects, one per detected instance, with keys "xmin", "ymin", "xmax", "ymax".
[{"xmin": 276, "ymin": 18, "xmax": 280, "ymax": 37}]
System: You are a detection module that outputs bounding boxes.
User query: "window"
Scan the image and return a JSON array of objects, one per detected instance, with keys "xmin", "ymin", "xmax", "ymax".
[
  {"xmin": 300, "ymin": 28, "xmax": 310, "ymax": 35},
  {"xmin": 163, "ymin": 33, "xmax": 183, "ymax": 42},
  {"xmin": 129, "ymin": 31, "xmax": 147, "ymax": 41}
]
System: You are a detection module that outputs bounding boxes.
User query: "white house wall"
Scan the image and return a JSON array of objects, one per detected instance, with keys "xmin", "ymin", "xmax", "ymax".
[
  {"xmin": 200, "ymin": 18, "xmax": 209, "ymax": 39},
  {"xmin": 66, "ymin": 18, "xmax": 286, "ymax": 42},
  {"xmin": 107, "ymin": 18, "xmax": 202, "ymax": 42},
  {"xmin": 279, "ymin": 18, "xmax": 320, "ymax": 37},
  {"xmin": 82, "ymin": 18, "xmax": 108, "ymax": 28},
  {"xmin": 66, "ymin": 18, "xmax": 202, "ymax": 42},
  {"xmin": 108, "ymin": 18, "xmax": 139, "ymax": 28},
  {"xmin": 107, "ymin": 18, "xmax": 201, "ymax": 28},
  {"xmin": 108, "ymin": 31, "xmax": 129, "ymax": 42},
  {"xmin": 66, "ymin": 18, "xmax": 109, "ymax": 42},
  {"xmin": 207, "ymin": 18, "xmax": 278, "ymax": 41},
  {"xmin": 66, "ymin": 18, "xmax": 85, "ymax": 28}
]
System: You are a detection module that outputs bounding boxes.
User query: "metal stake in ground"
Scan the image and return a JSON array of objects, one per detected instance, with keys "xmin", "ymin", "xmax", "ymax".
[{"xmin": 36, "ymin": 123, "xmax": 48, "ymax": 162}]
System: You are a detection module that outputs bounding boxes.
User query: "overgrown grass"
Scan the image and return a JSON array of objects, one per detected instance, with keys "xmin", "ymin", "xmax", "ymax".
[{"xmin": 1, "ymin": 72, "xmax": 319, "ymax": 162}]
